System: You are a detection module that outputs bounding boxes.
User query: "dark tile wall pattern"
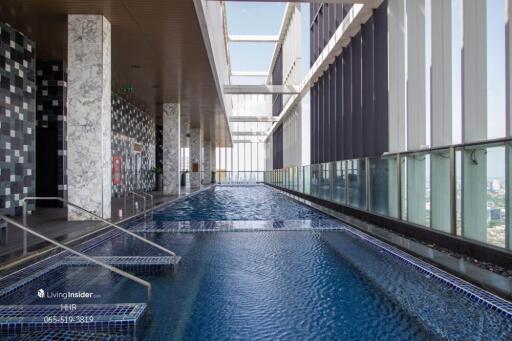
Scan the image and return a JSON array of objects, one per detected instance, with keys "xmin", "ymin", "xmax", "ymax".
[
  {"xmin": 156, "ymin": 125, "xmax": 163, "ymax": 170},
  {"xmin": 310, "ymin": 1, "xmax": 388, "ymax": 164},
  {"xmin": 272, "ymin": 124, "xmax": 283, "ymax": 169},
  {"xmin": 111, "ymin": 94, "xmax": 155, "ymax": 196},
  {"xmin": 0, "ymin": 22, "xmax": 35, "ymax": 216},
  {"xmin": 36, "ymin": 60, "xmax": 67, "ymax": 203}
]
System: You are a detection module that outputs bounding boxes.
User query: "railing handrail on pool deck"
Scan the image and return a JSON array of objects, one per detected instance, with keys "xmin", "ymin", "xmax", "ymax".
[
  {"xmin": 138, "ymin": 191, "xmax": 154, "ymax": 210},
  {"xmin": 20, "ymin": 197, "xmax": 177, "ymax": 257},
  {"xmin": 0, "ymin": 214, "xmax": 152, "ymax": 302},
  {"xmin": 124, "ymin": 191, "xmax": 147, "ymax": 214}
]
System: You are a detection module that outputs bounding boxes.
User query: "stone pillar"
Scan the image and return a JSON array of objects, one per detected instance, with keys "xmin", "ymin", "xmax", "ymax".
[
  {"xmin": 202, "ymin": 141, "xmax": 213, "ymax": 184},
  {"xmin": 189, "ymin": 129, "xmax": 202, "ymax": 188},
  {"xmin": 67, "ymin": 15, "xmax": 111, "ymax": 220},
  {"xmin": 163, "ymin": 103, "xmax": 180, "ymax": 195}
]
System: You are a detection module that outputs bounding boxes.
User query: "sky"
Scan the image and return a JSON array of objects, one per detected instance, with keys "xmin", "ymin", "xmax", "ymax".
[{"xmin": 226, "ymin": 2, "xmax": 310, "ymax": 85}]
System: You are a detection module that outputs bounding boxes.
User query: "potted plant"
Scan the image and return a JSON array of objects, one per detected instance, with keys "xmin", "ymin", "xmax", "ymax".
[{"xmin": 151, "ymin": 166, "xmax": 163, "ymax": 191}]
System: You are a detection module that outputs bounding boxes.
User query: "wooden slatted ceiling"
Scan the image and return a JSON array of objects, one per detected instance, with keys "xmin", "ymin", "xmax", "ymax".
[{"xmin": 0, "ymin": 0, "xmax": 230, "ymax": 146}]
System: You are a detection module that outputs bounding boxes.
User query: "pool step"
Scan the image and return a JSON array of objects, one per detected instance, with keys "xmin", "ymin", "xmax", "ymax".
[
  {"xmin": 63, "ymin": 256, "xmax": 181, "ymax": 275},
  {"xmin": 0, "ymin": 263, "xmax": 62, "ymax": 302},
  {"xmin": 130, "ymin": 219, "xmax": 345, "ymax": 233},
  {"xmin": 3, "ymin": 329, "xmax": 135, "ymax": 340},
  {"xmin": 0, "ymin": 303, "xmax": 147, "ymax": 338}
]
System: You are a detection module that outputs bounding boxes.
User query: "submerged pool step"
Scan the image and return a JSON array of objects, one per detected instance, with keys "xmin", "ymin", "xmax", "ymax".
[
  {"xmin": 130, "ymin": 219, "xmax": 345, "ymax": 233},
  {"xmin": 3, "ymin": 329, "xmax": 135, "ymax": 340},
  {"xmin": 63, "ymin": 256, "xmax": 181, "ymax": 275},
  {"xmin": 0, "ymin": 303, "xmax": 147, "ymax": 338}
]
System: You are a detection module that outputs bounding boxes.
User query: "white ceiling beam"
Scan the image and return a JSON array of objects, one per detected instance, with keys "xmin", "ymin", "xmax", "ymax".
[
  {"xmin": 228, "ymin": 35, "xmax": 279, "ymax": 42},
  {"xmin": 232, "ymin": 131, "xmax": 268, "ymax": 136},
  {"xmin": 229, "ymin": 115, "xmax": 278, "ymax": 122},
  {"xmin": 224, "ymin": 84, "xmax": 300, "ymax": 94}
]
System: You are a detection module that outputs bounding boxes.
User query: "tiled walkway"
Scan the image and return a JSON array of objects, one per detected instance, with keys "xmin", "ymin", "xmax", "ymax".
[{"xmin": 0, "ymin": 186, "xmax": 204, "ymax": 266}]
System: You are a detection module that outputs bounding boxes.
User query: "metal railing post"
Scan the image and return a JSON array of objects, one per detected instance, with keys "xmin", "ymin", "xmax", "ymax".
[
  {"xmin": 22, "ymin": 200, "xmax": 28, "ymax": 255},
  {"xmin": 449, "ymin": 146, "xmax": 457, "ymax": 235},
  {"xmin": 365, "ymin": 158, "xmax": 371, "ymax": 211},
  {"xmin": 396, "ymin": 153, "xmax": 402, "ymax": 220}
]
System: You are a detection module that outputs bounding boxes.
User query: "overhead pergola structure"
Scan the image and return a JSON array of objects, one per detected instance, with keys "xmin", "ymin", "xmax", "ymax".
[{"xmin": 221, "ymin": 1, "xmax": 300, "ymax": 143}]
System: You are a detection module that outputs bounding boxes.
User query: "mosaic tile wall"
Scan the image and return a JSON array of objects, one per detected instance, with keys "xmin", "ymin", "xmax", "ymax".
[
  {"xmin": 156, "ymin": 124, "xmax": 163, "ymax": 170},
  {"xmin": 36, "ymin": 60, "xmax": 67, "ymax": 202},
  {"xmin": 111, "ymin": 93, "xmax": 155, "ymax": 196},
  {"xmin": 0, "ymin": 22, "xmax": 36, "ymax": 216}
]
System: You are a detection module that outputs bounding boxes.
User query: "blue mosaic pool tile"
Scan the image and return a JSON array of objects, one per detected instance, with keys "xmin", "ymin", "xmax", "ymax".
[
  {"xmin": 64, "ymin": 256, "xmax": 180, "ymax": 275},
  {"xmin": 0, "ymin": 303, "xmax": 147, "ymax": 338},
  {"xmin": 4, "ymin": 330, "xmax": 133, "ymax": 340},
  {"xmin": 339, "ymin": 224, "xmax": 512, "ymax": 319}
]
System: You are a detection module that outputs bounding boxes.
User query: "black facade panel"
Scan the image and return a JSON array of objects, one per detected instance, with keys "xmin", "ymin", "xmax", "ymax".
[
  {"xmin": 272, "ymin": 48, "xmax": 283, "ymax": 117},
  {"xmin": 343, "ymin": 45, "xmax": 352, "ymax": 160},
  {"xmin": 352, "ymin": 32, "xmax": 363, "ymax": 158},
  {"xmin": 362, "ymin": 16, "xmax": 376, "ymax": 157},
  {"xmin": 309, "ymin": 1, "xmax": 388, "ymax": 163},
  {"xmin": 319, "ymin": 7, "xmax": 324, "ymax": 56},
  {"xmin": 273, "ymin": 124, "xmax": 283, "ymax": 169},
  {"xmin": 317, "ymin": 77, "xmax": 325, "ymax": 162},
  {"xmin": 335, "ymin": 55, "xmax": 344, "ymax": 161},
  {"xmin": 374, "ymin": 1, "xmax": 388, "ymax": 156},
  {"xmin": 315, "ymin": 83, "xmax": 319, "ymax": 164},
  {"xmin": 330, "ymin": 64, "xmax": 336, "ymax": 162},
  {"xmin": 325, "ymin": 69, "xmax": 331, "ymax": 162}
]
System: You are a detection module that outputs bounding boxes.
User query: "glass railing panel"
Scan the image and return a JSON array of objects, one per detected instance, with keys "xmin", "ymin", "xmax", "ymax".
[
  {"xmin": 347, "ymin": 159, "xmax": 366, "ymax": 209},
  {"xmin": 298, "ymin": 166, "xmax": 304, "ymax": 193},
  {"xmin": 369, "ymin": 156, "xmax": 398, "ymax": 218},
  {"xmin": 310, "ymin": 164, "xmax": 320, "ymax": 198},
  {"xmin": 430, "ymin": 148, "xmax": 452, "ymax": 233},
  {"xmin": 332, "ymin": 161, "xmax": 346, "ymax": 204},
  {"xmin": 400, "ymin": 152, "xmax": 431, "ymax": 227},
  {"xmin": 458, "ymin": 143, "xmax": 507, "ymax": 248},
  {"xmin": 304, "ymin": 165, "xmax": 311, "ymax": 195},
  {"xmin": 319, "ymin": 163, "xmax": 331, "ymax": 200}
]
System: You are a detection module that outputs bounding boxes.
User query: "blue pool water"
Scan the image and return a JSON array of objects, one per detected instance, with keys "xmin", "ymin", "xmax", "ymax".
[
  {"xmin": 151, "ymin": 186, "xmax": 340, "ymax": 221},
  {"xmin": 2, "ymin": 185, "xmax": 512, "ymax": 340}
]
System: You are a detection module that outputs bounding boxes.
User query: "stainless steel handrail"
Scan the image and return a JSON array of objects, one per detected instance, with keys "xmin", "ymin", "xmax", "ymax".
[
  {"xmin": 21, "ymin": 197, "xmax": 176, "ymax": 257},
  {"xmin": 0, "ymin": 214, "xmax": 152, "ymax": 302},
  {"xmin": 125, "ymin": 191, "xmax": 147, "ymax": 213},
  {"xmin": 139, "ymin": 192, "xmax": 154, "ymax": 209}
]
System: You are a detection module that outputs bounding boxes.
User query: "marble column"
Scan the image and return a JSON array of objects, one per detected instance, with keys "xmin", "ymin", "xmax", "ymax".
[
  {"xmin": 67, "ymin": 15, "xmax": 111, "ymax": 220},
  {"xmin": 202, "ymin": 141, "xmax": 213, "ymax": 184},
  {"xmin": 189, "ymin": 129, "xmax": 202, "ymax": 188},
  {"xmin": 163, "ymin": 103, "xmax": 181, "ymax": 195}
]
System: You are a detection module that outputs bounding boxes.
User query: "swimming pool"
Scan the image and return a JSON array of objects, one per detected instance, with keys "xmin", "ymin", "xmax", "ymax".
[{"xmin": 1, "ymin": 185, "xmax": 511, "ymax": 340}]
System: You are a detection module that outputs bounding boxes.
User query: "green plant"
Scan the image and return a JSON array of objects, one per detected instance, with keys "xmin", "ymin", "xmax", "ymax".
[{"xmin": 151, "ymin": 166, "xmax": 163, "ymax": 175}]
